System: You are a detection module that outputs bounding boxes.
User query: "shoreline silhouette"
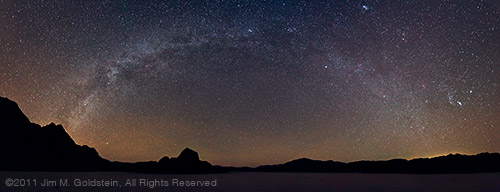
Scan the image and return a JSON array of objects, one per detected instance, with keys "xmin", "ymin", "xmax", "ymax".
[{"xmin": 1, "ymin": 96, "xmax": 499, "ymax": 174}]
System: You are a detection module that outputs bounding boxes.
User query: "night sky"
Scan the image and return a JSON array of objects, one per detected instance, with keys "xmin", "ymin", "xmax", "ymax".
[{"xmin": 1, "ymin": 0, "xmax": 499, "ymax": 166}]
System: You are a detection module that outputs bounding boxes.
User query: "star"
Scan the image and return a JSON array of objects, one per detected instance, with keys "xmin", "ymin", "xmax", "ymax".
[{"xmin": 1, "ymin": 0, "xmax": 498, "ymax": 166}]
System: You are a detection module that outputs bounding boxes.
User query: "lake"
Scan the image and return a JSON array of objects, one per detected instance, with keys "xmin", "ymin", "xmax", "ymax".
[{"xmin": 1, "ymin": 172, "xmax": 499, "ymax": 191}]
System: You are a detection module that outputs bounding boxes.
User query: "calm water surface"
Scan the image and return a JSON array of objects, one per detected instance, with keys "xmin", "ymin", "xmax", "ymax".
[{"xmin": 1, "ymin": 172, "xmax": 499, "ymax": 191}]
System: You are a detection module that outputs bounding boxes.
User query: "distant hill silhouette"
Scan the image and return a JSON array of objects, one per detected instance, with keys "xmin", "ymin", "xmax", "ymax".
[
  {"xmin": 0, "ymin": 96, "xmax": 223, "ymax": 173},
  {"xmin": 1, "ymin": 96, "xmax": 499, "ymax": 174},
  {"xmin": 112, "ymin": 147, "xmax": 222, "ymax": 174},
  {"xmin": 226, "ymin": 153, "xmax": 500, "ymax": 173}
]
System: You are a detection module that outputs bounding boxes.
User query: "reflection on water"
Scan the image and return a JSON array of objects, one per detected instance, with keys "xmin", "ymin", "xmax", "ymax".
[{"xmin": 1, "ymin": 172, "xmax": 499, "ymax": 192}]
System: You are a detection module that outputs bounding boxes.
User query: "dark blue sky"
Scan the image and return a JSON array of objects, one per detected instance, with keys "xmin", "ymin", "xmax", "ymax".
[{"xmin": 1, "ymin": 0, "xmax": 499, "ymax": 166}]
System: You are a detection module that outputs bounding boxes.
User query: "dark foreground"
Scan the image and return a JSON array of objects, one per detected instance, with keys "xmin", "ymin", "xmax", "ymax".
[{"xmin": 1, "ymin": 172, "xmax": 499, "ymax": 192}]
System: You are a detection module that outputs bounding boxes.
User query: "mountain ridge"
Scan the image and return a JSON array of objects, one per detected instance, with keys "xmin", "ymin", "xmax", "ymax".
[
  {"xmin": 226, "ymin": 152, "xmax": 500, "ymax": 173},
  {"xmin": 1, "ymin": 96, "xmax": 499, "ymax": 173},
  {"xmin": 0, "ymin": 96, "xmax": 222, "ymax": 173}
]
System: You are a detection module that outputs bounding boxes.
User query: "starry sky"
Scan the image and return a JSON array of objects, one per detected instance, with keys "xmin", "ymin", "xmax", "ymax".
[{"xmin": 1, "ymin": 0, "xmax": 500, "ymax": 167}]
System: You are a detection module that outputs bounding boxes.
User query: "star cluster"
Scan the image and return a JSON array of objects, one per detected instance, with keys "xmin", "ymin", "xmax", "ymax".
[{"xmin": 1, "ymin": 0, "xmax": 499, "ymax": 166}]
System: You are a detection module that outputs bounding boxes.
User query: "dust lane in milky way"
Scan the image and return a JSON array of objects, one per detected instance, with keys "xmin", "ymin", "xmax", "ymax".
[{"xmin": 1, "ymin": 0, "xmax": 499, "ymax": 166}]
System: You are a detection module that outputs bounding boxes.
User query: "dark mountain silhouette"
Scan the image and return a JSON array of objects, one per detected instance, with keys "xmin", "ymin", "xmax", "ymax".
[
  {"xmin": 1, "ymin": 96, "xmax": 499, "ymax": 174},
  {"xmin": 0, "ymin": 96, "xmax": 111, "ymax": 171},
  {"xmin": 0, "ymin": 96, "xmax": 223, "ymax": 173},
  {"xmin": 112, "ymin": 148, "xmax": 221, "ymax": 174},
  {"xmin": 227, "ymin": 153, "xmax": 500, "ymax": 173}
]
